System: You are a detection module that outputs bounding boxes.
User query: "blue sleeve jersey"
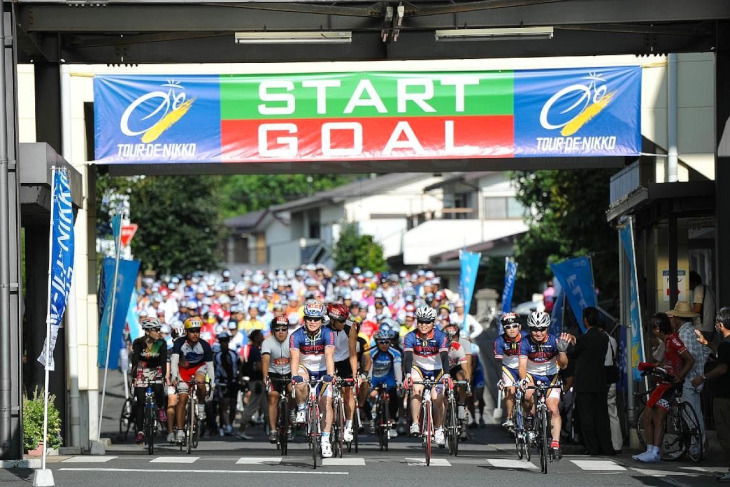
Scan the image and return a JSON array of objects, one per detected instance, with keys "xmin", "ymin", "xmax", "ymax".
[
  {"xmin": 519, "ymin": 334, "xmax": 560, "ymax": 376},
  {"xmin": 494, "ymin": 330, "xmax": 528, "ymax": 369},
  {"xmin": 172, "ymin": 337, "xmax": 214, "ymax": 369},
  {"xmin": 403, "ymin": 329, "xmax": 448, "ymax": 371},
  {"xmin": 289, "ymin": 326, "xmax": 335, "ymax": 373},
  {"xmin": 370, "ymin": 347, "xmax": 402, "ymax": 388}
]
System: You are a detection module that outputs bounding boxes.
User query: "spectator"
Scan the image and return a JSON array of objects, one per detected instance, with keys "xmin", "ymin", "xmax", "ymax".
[
  {"xmin": 669, "ymin": 301, "xmax": 709, "ymax": 455},
  {"xmin": 569, "ymin": 306, "xmax": 614, "ymax": 455},
  {"xmin": 595, "ymin": 319, "xmax": 623, "ymax": 453},
  {"xmin": 692, "ymin": 307, "xmax": 730, "ymax": 483},
  {"xmin": 690, "ymin": 271, "xmax": 718, "ymax": 342}
]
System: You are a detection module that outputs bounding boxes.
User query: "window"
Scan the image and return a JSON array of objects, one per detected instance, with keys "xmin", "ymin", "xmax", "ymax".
[{"xmin": 484, "ymin": 197, "xmax": 524, "ymax": 219}]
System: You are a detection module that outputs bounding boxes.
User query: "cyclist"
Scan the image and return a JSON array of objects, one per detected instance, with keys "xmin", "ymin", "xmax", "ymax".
[
  {"xmin": 262, "ymin": 315, "xmax": 292, "ymax": 444},
  {"xmin": 170, "ymin": 316, "xmax": 215, "ymax": 444},
  {"xmin": 633, "ymin": 312, "xmax": 695, "ymax": 463},
  {"xmin": 213, "ymin": 330, "xmax": 240, "ymax": 437},
  {"xmin": 289, "ymin": 299, "xmax": 336, "ymax": 458},
  {"xmin": 467, "ymin": 341, "xmax": 487, "ymax": 428},
  {"xmin": 518, "ymin": 311, "xmax": 571, "ymax": 459},
  {"xmin": 369, "ymin": 327, "xmax": 403, "ymax": 438},
  {"xmin": 403, "ymin": 305, "xmax": 451, "ymax": 447},
  {"xmin": 493, "ymin": 312, "xmax": 528, "ymax": 429},
  {"xmin": 443, "ymin": 319, "xmax": 470, "ymax": 422},
  {"xmin": 131, "ymin": 317, "xmax": 167, "ymax": 445},
  {"xmin": 326, "ymin": 302, "xmax": 359, "ymax": 443}
]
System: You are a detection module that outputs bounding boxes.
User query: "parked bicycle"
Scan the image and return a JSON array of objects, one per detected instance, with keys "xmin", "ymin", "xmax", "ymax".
[{"xmin": 119, "ymin": 378, "xmax": 135, "ymax": 439}]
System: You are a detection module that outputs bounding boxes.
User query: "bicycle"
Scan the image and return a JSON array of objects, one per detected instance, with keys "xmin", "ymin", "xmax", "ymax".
[
  {"xmin": 371, "ymin": 382, "xmax": 394, "ymax": 452},
  {"xmin": 512, "ymin": 384, "xmax": 530, "ymax": 462},
  {"xmin": 141, "ymin": 380, "xmax": 162, "ymax": 455},
  {"xmin": 269, "ymin": 377, "xmax": 293, "ymax": 456},
  {"xmin": 331, "ymin": 377, "xmax": 355, "ymax": 458},
  {"xmin": 635, "ymin": 368, "xmax": 703, "ymax": 462},
  {"xmin": 411, "ymin": 378, "xmax": 443, "ymax": 466},
  {"xmin": 346, "ymin": 379, "xmax": 361, "ymax": 454},
  {"xmin": 119, "ymin": 378, "xmax": 135, "ymax": 439},
  {"xmin": 180, "ymin": 378, "xmax": 208, "ymax": 454},
  {"xmin": 524, "ymin": 380, "xmax": 562, "ymax": 474},
  {"xmin": 296, "ymin": 377, "xmax": 327, "ymax": 469},
  {"xmin": 444, "ymin": 379, "xmax": 470, "ymax": 456}
]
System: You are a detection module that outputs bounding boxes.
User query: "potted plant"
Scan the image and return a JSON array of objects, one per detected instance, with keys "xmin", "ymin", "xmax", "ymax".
[{"xmin": 23, "ymin": 387, "xmax": 62, "ymax": 454}]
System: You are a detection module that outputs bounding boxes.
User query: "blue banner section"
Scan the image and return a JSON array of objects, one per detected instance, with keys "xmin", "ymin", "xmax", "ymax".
[
  {"xmin": 550, "ymin": 256, "xmax": 597, "ymax": 334},
  {"xmin": 514, "ymin": 66, "xmax": 641, "ymax": 157},
  {"xmin": 112, "ymin": 214, "xmax": 121, "ymax": 255},
  {"xmin": 549, "ymin": 291, "xmax": 565, "ymax": 336},
  {"xmin": 501, "ymin": 258, "xmax": 517, "ymax": 313},
  {"xmin": 38, "ymin": 169, "xmax": 75, "ymax": 370},
  {"xmin": 94, "ymin": 75, "xmax": 222, "ymax": 164},
  {"xmin": 127, "ymin": 289, "xmax": 142, "ymax": 342},
  {"xmin": 98, "ymin": 258, "xmax": 140, "ymax": 369},
  {"xmin": 617, "ymin": 329, "xmax": 628, "ymax": 392},
  {"xmin": 620, "ymin": 219, "xmax": 645, "ymax": 381},
  {"xmin": 459, "ymin": 250, "xmax": 481, "ymax": 332}
]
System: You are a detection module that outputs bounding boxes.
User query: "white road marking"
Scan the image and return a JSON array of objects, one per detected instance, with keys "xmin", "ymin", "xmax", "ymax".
[
  {"xmin": 570, "ymin": 460, "xmax": 626, "ymax": 471},
  {"xmin": 58, "ymin": 468, "xmax": 347, "ymax": 475},
  {"xmin": 405, "ymin": 458, "xmax": 451, "ymax": 466},
  {"xmin": 150, "ymin": 456, "xmax": 199, "ymax": 463},
  {"xmin": 632, "ymin": 468, "xmax": 698, "ymax": 477},
  {"xmin": 322, "ymin": 457, "xmax": 366, "ymax": 466},
  {"xmin": 486, "ymin": 458, "xmax": 537, "ymax": 470},
  {"xmin": 235, "ymin": 457, "xmax": 283, "ymax": 465},
  {"xmin": 62, "ymin": 456, "xmax": 117, "ymax": 463}
]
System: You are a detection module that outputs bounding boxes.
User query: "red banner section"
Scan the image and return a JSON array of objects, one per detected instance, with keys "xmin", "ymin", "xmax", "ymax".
[{"xmin": 220, "ymin": 116, "xmax": 514, "ymax": 162}]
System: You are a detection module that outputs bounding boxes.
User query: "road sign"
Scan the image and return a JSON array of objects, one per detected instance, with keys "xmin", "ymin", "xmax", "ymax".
[{"xmin": 120, "ymin": 224, "xmax": 138, "ymax": 247}]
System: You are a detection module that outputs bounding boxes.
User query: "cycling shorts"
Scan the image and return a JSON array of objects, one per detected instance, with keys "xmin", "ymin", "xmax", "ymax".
[
  {"xmin": 501, "ymin": 366, "xmax": 519, "ymax": 387},
  {"xmin": 215, "ymin": 380, "xmax": 239, "ymax": 400},
  {"xmin": 526, "ymin": 373, "xmax": 561, "ymax": 400},
  {"xmin": 298, "ymin": 366, "xmax": 332, "ymax": 398},
  {"xmin": 646, "ymin": 381, "xmax": 681, "ymax": 412},
  {"xmin": 335, "ymin": 359, "xmax": 354, "ymax": 384},
  {"xmin": 449, "ymin": 364, "xmax": 463, "ymax": 377},
  {"xmin": 268, "ymin": 372, "xmax": 292, "ymax": 394},
  {"xmin": 178, "ymin": 364, "xmax": 207, "ymax": 394},
  {"xmin": 411, "ymin": 366, "xmax": 444, "ymax": 394}
]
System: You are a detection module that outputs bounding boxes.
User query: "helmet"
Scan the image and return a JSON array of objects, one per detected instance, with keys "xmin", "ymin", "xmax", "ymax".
[
  {"xmin": 326, "ymin": 303, "xmax": 348, "ymax": 323},
  {"xmin": 527, "ymin": 311, "xmax": 551, "ymax": 329},
  {"xmin": 415, "ymin": 305, "xmax": 437, "ymax": 323},
  {"xmin": 271, "ymin": 316, "xmax": 289, "ymax": 330},
  {"xmin": 424, "ymin": 292, "xmax": 434, "ymax": 304},
  {"xmin": 376, "ymin": 328, "xmax": 395, "ymax": 340},
  {"xmin": 141, "ymin": 317, "xmax": 161, "ymax": 330},
  {"xmin": 303, "ymin": 299, "xmax": 325, "ymax": 319},
  {"xmin": 501, "ymin": 312, "xmax": 519, "ymax": 327},
  {"xmin": 184, "ymin": 317, "xmax": 203, "ymax": 330}
]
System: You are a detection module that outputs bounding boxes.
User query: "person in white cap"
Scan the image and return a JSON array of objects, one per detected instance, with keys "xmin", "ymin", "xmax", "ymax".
[{"xmin": 450, "ymin": 300, "xmax": 483, "ymax": 339}]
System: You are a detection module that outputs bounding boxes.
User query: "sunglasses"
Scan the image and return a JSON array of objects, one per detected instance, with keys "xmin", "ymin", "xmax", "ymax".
[
  {"xmin": 377, "ymin": 340, "xmax": 390, "ymax": 344},
  {"xmin": 503, "ymin": 324, "xmax": 519, "ymax": 330},
  {"xmin": 305, "ymin": 317, "xmax": 323, "ymax": 322},
  {"xmin": 187, "ymin": 329, "xmax": 201, "ymax": 334},
  {"xmin": 531, "ymin": 327, "xmax": 549, "ymax": 332},
  {"xmin": 273, "ymin": 327, "xmax": 288, "ymax": 332},
  {"xmin": 150, "ymin": 327, "xmax": 161, "ymax": 332}
]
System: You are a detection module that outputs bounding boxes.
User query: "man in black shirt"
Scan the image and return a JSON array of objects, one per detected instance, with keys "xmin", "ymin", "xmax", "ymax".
[{"xmin": 692, "ymin": 306, "xmax": 730, "ymax": 482}]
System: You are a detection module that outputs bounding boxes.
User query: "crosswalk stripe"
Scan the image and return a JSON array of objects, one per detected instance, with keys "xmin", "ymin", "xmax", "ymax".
[
  {"xmin": 570, "ymin": 460, "xmax": 625, "ymax": 471},
  {"xmin": 62, "ymin": 456, "xmax": 117, "ymax": 463},
  {"xmin": 631, "ymin": 468, "xmax": 698, "ymax": 477},
  {"xmin": 486, "ymin": 458, "xmax": 537, "ymax": 470},
  {"xmin": 322, "ymin": 458, "xmax": 366, "ymax": 466},
  {"xmin": 150, "ymin": 456, "xmax": 199, "ymax": 463},
  {"xmin": 405, "ymin": 458, "xmax": 451, "ymax": 466},
  {"xmin": 235, "ymin": 457, "xmax": 283, "ymax": 465}
]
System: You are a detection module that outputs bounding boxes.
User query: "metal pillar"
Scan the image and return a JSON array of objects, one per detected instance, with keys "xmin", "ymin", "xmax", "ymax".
[
  {"xmin": 668, "ymin": 215, "xmax": 678, "ymax": 309},
  {"xmin": 717, "ymin": 21, "xmax": 730, "ymax": 306},
  {"xmin": 33, "ymin": 62, "xmax": 62, "ymax": 155}
]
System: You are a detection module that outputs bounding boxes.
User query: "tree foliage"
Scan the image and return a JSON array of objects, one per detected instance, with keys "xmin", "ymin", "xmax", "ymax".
[
  {"xmin": 332, "ymin": 222, "xmax": 387, "ymax": 273},
  {"xmin": 510, "ymin": 168, "xmax": 618, "ymax": 312},
  {"xmin": 218, "ymin": 174, "xmax": 362, "ymax": 217},
  {"xmin": 97, "ymin": 174, "xmax": 223, "ymax": 275}
]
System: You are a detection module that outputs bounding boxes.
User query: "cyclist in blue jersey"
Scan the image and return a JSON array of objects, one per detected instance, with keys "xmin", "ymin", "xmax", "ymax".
[
  {"xmin": 494, "ymin": 312, "xmax": 528, "ymax": 429},
  {"xmin": 289, "ymin": 299, "xmax": 336, "ymax": 458},
  {"xmin": 403, "ymin": 306, "xmax": 451, "ymax": 447},
  {"xmin": 369, "ymin": 327, "xmax": 403, "ymax": 438},
  {"xmin": 518, "ymin": 311, "xmax": 572, "ymax": 459}
]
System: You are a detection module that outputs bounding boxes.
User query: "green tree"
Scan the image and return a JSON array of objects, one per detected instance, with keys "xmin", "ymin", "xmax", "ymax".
[
  {"xmin": 217, "ymin": 174, "xmax": 362, "ymax": 217},
  {"xmin": 510, "ymin": 168, "xmax": 618, "ymax": 313},
  {"xmin": 332, "ymin": 222, "xmax": 386, "ymax": 273},
  {"xmin": 97, "ymin": 174, "xmax": 223, "ymax": 275}
]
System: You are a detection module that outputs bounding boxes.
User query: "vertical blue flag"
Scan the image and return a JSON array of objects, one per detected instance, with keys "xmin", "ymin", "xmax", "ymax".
[
  {"xmin": 38, "ymin": 169, "xmax": 75, "ymax": 370},
  {"xmin": 550, "ymin": 256, "xmax": 597, "ymax": 334},
  {"xmin": 98, "ymin": 257, "xmax": 140, "ymax": 369},
  {"xmin": 127, "ymin": 289, "xmax": 142, "ymax": 341},
  {"xmin": 620, "ymin": 218, "xmax": 645, "ymax": 381},
  {"xmin": 501, "ymin": 258, "xmax": 518, "ymax": 314},
  {"xmin": 459, "ymin": 250, "xmax": 481, "ymax": 332},
  {"xmin": 549, "ymin": 291, "xmax": 565, "ymax": 336}
]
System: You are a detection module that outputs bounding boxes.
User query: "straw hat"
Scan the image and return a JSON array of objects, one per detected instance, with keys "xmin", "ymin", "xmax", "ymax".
[{"xmin": 666, "ymin": 301, "xmax": 698, "ymax": 318}]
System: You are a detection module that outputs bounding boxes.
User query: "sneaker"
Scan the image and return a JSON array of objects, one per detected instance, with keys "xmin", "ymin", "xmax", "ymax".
[
  {"xmin": 225, "ymin": 424, "xmax": 234, "ymax": 435},
  {"xmin": 460, "ymin": 429, "xmax": 468, "ymax": 441},
  {"xmin": 410, "ymin": 423, "xmax": 420, "ymax": 436},
  {"xmin": 135, "ymin": 431, "xmax": 144, "ymax": 445},
  {"xmin": 369, "ymin": 420, "xmax": 376, "ymax": 435},
  {"xmin": 157, "ymin": 409, "xmax": 167, "ymax": 423},
  {"xmin": 239, "ymin": 430, "xmax": 254, "ymax": 441},
  {"xmin": 166, "ymin": 432, "xmax": 175, "ymax": 443},
  {"xmin": 718, "ymin": 472, "xmax": 730, "ymax": 483},
  {"xmin": 388, "ymin": 428, "xmax": 398, "ymax": 439},
  {"xmin": 268, "ymin": 430, "xmax": 278, "ymax": 444},
  {"xmin": 344, "ymin": 425, "xmax": 354, "ymax": 442},
  {"xmin": 196, "ymin": 404, "xmax": 206, "ymax": 420},
  {"xmin": 467, "ymin": 421, "xmax": 478, "ymax": 429},
  {"xmin": 321, "ymin": 441, "xmax": 333, "ymax": 458},
  {"xmin": 296, "ymin": 409, "xmax": 306, "ymax": 424},
  {"xmin": 479, "ymin": 417, "xmax": 486, "ymax": 427},
  {"xmin": 551, "ymin": 446, "xmax": 562, "ymax": 461},
  {"xmin": 458, "ymin": 406, "xmax": 467, "ymax": 421},
  {"xmin": 634, "ymin": 450, "xmax": 660, "ymax": 463},
  {"xmin": 434, "ymin": 428, "xmax": 446, "ymax": 447},
  {"xmin": 176, "ymin": 429, "xmax": 185, "ymax": 444},
  {"xmin": 502, "ymin": 418, "xmax": 515, "ymax": 430},
  {"xmin": 219, "ymin": 427, "xmax": 225, "ymax": 437},
  {"xmin": 287, "ymin": 428, "xmax": 294, "ymax": 441}
]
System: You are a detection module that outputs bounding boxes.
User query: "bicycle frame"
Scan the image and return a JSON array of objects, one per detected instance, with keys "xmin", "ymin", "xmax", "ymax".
[
  {"xmin": 412, "ymin": 378, "xmax": 443, "ymax": 466},
  {"xmin": 524, "ymin": 381, "xmax": 562, "ymax": 474}
]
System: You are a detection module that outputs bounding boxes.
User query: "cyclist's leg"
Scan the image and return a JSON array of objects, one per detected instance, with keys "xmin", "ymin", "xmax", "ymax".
[
  {"xmin": 268, "ymin": 389, "xmax": 280, "ymax": 432},
  {"xmin": 546, "ymin": 396, "xmax": 561, "ymax": 447},
  {"xmin": 320, "ymin": 382, "xmax": 334, "ymax": 434},
  {"xmin": 432, "ymin": 375, "xmax": 445, "ymax": 429},
  {"xmin": 410, "ymin": 368, "xmax": 425, "ymax": 430},
  {"xmin": 166, "ymin": 390, "xmax": 178, "ymax": 435},
  {"xmin": 294, "ymin": 367, "xmax": 310, "ymax": 406},
  {"xmin": 194, "ymin": 371, "xmax": 207, "ymax": 405},
  {"xmin": 502, "ymin": 367, "xmax": 518, "ymax": 422},
  {"xmin": 134, "ymin": 386, "xmax": 146, "ymax": 436}
]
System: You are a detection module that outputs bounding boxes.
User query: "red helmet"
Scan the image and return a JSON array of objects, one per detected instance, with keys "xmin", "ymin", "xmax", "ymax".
[{"xmin": 326, "ymin": 303, "xmax": 349, "ymax": 322}]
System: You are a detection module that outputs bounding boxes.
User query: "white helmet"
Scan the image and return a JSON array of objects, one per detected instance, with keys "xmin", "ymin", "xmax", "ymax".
[
  {"xmin": 527, "ymin": 311, "xmax": 551, "ymax": 329},
  {"xmin": 415, "ymin": 305, "xmax": 437, "ymax": 323}
]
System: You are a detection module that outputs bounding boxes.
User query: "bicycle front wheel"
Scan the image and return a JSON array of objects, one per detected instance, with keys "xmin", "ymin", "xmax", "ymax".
[
  {"xmin": 186, "ymin": 396, "xmax": 195, "ymax": 454},
  {"xmin": 636, "ymin": 407, "xmax": 647, "ymax": 451},
  {"xmin": 120, "ymin": 398, "xmax": 133, "ymax": 438},
  {"xmin": 309, "ymin": 403, "xmax": 320, "ymax": 469},
  {"xmin": 382, "ymin": 397, "xmax": 390, "ymax": 452},
  {"xmin": 278, "ymin": 398, "xmax": 289, "ymax": 456},
  {"xmin": 539, "ymin": 409, "xmax": 549, "ymax": 474},
  {"xmin": 424, "ymin": 403, "xmax": 433, "ymax": 466},
  {"xmin": 146, "ymin": 399, "xmax": 155, "ymax": 455}
]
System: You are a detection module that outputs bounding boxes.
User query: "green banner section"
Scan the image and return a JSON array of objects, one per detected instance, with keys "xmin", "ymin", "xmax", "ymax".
[{"xmin": 219, "ymin": 71, "xmax": 514, "ymax": 120}]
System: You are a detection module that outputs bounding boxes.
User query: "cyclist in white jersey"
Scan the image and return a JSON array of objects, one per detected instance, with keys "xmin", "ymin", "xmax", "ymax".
[
  {"xmin": 326, "ymin": 302, "xmax": 360, "ymax": 442},
  {"xmin": 262, "ymin": 316, "xmax": 292, "ymax": 444}
]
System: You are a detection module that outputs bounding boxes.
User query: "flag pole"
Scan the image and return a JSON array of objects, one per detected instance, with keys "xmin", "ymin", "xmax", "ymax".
[
  {"xmin": 97, "ymin": 216, "xmax": 123, "ymax": 441},
  {"xmin": 40, "ymin": 167, "xmax": 58, "ymax": 472}
]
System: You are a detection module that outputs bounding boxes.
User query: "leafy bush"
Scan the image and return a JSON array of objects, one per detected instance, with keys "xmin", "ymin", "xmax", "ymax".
[{"xmin": 23, "ymin": 387, "xmax": 62, "ymax": 451}]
